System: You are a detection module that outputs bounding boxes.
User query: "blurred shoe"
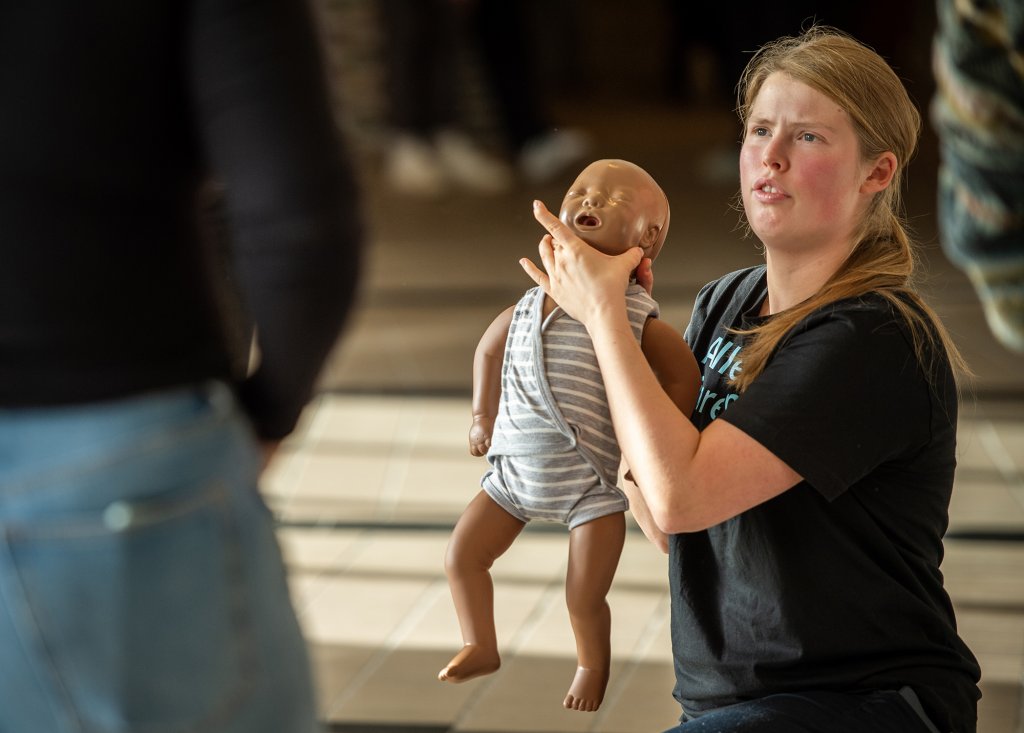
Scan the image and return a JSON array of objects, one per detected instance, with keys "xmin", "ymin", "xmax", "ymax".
[
  {"xmin": 435, "ymin": 130, "xmax": 513, "ymax": 195},
  {"xmin": 385, "ymin": 135, "xmax": 447, "ymax": 197},
  {"xmin": 967, "ymin": 262, "xmax": 1024, "ymax": 354},
  {"xmin": 519, "ymin": 128, "xmax": 591, "ymax": 184}
]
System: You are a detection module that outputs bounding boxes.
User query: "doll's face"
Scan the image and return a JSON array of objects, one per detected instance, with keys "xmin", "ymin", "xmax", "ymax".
[{"xmin": 559, "ymin": 160, "xmax": 667, "ymax": 259}]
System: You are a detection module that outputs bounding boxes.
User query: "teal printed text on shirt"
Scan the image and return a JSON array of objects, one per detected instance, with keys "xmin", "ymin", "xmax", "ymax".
[{"xmin": 695, "ymin": 335, "xmax": 742, "ymax": 420}]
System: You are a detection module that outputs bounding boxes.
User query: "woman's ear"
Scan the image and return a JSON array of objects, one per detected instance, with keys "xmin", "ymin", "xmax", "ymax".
[{"xmin": 861, "ymin": 151, "xmax": 897, "ymax": 194}]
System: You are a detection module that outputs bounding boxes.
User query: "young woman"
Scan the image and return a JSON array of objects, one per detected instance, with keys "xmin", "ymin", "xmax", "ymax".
[{"xmin": 521, "ymin": 27, "xmax": 982, "ymax": 733}]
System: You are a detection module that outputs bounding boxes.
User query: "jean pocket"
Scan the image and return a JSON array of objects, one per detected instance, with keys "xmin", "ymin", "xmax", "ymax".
[{"xmin": 0, "ymin": 478, "xmax": 255, "ymax": 733}]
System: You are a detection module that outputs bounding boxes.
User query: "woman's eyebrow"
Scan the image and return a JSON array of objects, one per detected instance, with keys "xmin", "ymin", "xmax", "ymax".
[
  {"xmin": 790, "ymin": 120, "xmax": 838, "ymax": 132},
  {"xmin": 752, "ymin": 116, "xmax": 838, "ymax": 133}
]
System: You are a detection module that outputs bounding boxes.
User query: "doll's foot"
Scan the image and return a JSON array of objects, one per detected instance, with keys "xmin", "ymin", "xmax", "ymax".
[
  {"xmin": 438, "ymin": 644, "xmax": 500, "ymax": 683},
  {"xmin": 562, "ymin": 666, "xmax": 608, "ymax": 711}
]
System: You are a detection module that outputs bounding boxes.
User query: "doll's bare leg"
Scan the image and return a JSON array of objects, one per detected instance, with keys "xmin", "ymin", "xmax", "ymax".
[
  {"xmin": 439, "ymin": 490, "xmax": 526, "ymax": 683},
  {"xmin": 562, "ymin": 512, "xmax": 625, "ymax": 711}
]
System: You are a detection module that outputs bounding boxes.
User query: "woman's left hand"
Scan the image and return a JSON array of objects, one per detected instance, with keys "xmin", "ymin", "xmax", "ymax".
[{"xmin": 521, "ymin": 200, "xmax": 644, "ymax": 328}]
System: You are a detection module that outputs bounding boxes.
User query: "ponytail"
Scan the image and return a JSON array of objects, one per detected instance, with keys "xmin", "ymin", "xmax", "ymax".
[{"xmin": 731, "ymin": 27, "xmax": 970, "ymax": 393}]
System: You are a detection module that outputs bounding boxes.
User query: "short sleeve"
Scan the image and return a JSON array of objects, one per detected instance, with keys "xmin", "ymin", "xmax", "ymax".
[{"xmin": 720, "ymin": 303, "xmax": 932, "ymax": 500}]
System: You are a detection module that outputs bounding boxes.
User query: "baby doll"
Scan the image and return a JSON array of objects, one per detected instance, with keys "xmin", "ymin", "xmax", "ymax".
[{"xmin": 438, "ymin": 159, "xmax": 699, "ymax": 711}]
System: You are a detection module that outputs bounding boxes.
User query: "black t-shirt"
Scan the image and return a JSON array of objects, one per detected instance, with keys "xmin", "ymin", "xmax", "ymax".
[
  {"xmin": 674, "ymin": 266, "xmax": 981, "ymax": 732},
  {"xmin": 0, "ymin": 0, "xmax": 361, "ymax": 439}
]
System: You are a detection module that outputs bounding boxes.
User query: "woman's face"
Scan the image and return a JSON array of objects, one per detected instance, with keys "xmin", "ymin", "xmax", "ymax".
[{"xmin": 739, "ymin": 72, "xmax": 874, "ymax": 257}]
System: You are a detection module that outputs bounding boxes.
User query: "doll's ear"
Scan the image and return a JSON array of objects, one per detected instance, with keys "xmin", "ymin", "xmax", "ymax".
[
  {"xmin": 641, "ymin": 224, "xmax": 662, "ymax": 248},
  {"xmin": 641, "ymin": 224, "xmax": 666, "ymax": 261}
]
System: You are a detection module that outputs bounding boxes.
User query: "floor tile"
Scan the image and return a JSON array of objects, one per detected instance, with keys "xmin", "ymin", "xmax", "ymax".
[
  {"xmin": 311, "ymin": 643, "xmax": 380, "ymax": 719},
  {"xmin": 949, "ymin": 478, "xmax": 1024, "ymax": 530},
  {"xmin": 944, "ymin": 541, "xmax": 1024, "ymax": 608},
  {"xmin": 278, "ymin": 527, "xmax": 365, "ymax": 572},
  {"xmin": 595, "ymin": 661, "xmax": 680, "ymax": 733},
  {"xmin": 453, "ymin": 654, "xmax": 596, "ymax": 732},
  {"xmin": 330, "ymin": 647, "xmax": 480, "ymax": 725},
  {"xmin": 297, "ymin": 575, "xmax": 435, "ymax": 646}
]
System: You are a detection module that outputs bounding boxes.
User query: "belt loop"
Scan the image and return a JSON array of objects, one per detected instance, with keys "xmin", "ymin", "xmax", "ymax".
[{"xmin": 898, "ymin": 686, "xmax": 943, "ymax": 733}]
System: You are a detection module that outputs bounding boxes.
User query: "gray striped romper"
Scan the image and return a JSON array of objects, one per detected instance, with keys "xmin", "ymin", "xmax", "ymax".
[{"xmin": 481, "ymin": 284, "xmax": 659, "ymax": 530}]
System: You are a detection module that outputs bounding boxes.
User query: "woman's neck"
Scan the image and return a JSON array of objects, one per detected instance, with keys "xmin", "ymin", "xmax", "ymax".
[{"xmin": 762, "ymin": 245, "xmax": 849, "ymax": 315}]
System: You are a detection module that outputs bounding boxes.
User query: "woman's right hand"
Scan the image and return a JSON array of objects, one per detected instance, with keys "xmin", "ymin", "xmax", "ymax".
[
  {"xmin": 521, "ymin": 200, "xmax": 644, "ymax": 329},
  {"xmin": 635, "ymin": 256, "xmax": 655, "ymax": 296}
]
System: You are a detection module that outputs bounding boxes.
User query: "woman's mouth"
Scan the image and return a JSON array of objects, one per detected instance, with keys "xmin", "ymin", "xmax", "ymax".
[{"xmin": 752, "ymin": 178, "xmax": 788, "ymax": 202}]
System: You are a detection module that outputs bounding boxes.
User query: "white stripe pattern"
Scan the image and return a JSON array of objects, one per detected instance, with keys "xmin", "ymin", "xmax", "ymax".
[{"xmin": 484, "ymin": 285, "xmax": 658, "ymax": 526}]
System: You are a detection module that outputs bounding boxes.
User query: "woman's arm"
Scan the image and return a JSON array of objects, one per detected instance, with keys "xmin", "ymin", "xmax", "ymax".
[
  {"xmin": 191, "ymin": 0, "xmax": 363, "ymax": 441},
  {"xmin": 625, "ymin": 317, "xmax": 700, "ymax": 550},
  {"xmin": 620, "ymin": 467, "xmax": 669, "ymax": 553},
  {"xmin": 522, "ymin": 202, "xmax": 801, "ymax": 533}
]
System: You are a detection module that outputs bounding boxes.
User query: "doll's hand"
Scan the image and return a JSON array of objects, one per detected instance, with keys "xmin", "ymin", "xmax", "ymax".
[
  {"xmin": 469, "ymin": 416, "xmax": 494, "ymax": 457},
  {"xmin": 522, "ymin": 200, "xmax": 643, "ymax": 327}
]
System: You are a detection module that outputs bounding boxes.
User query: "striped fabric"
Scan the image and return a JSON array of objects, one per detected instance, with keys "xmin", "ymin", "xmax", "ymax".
[{"xmin": 482, "ymin": 284, "xmax": 658, "ymax": 528}]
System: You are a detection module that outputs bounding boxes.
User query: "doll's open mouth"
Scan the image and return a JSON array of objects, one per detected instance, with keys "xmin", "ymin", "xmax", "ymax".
[{"xmin": 575, "ymin": 213, "xmax": 601, "ymax": 228}]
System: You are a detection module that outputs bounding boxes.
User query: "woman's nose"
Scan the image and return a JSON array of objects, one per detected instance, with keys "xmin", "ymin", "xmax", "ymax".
[{"xmin": 762, "ymin": 140, "xmax": 787, "ymax": 171}]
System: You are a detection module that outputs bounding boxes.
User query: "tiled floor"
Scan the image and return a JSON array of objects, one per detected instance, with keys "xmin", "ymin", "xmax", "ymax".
[{"xmin": 265, "ymin": 394, "xmax": 1024, "ymax": 733}]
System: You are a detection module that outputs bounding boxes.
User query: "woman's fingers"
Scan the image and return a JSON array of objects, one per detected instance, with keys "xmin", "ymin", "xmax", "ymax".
[
  {"xmin": 524, "ymin": 200, "xmax": 646, "ymax": 325},
  {"xmin": 520, "ymin": 255, "xmax": 548, "ymax": 289},
  {"xmin": 521, "ymin": 234, "xmax": 554, "ymax": 289},
  {"xmin": 636, "ymin": 257, "xmax": 655, "ymax": 295},
  {"xmin": 532, "ymin": 200, "xmax": 577, "ymax": 247}
]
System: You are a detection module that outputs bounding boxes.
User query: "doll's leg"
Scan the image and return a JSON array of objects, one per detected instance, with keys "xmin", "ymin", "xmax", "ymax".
[
  {"xmin": 563, "ymin": 511, "xmax": 626, "ymax": 711},
  {"xmin": 439, "ymin": 490, "xmax": 526, "ymax": 683}
]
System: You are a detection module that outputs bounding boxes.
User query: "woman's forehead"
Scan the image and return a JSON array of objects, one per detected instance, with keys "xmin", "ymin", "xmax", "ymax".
[{"xmin": 750, "ymin": 73, "xmax": 848, "ymax": 124}]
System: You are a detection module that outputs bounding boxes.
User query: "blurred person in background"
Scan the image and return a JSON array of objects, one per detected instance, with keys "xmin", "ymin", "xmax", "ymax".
[
  {"xmin": 0, "ymin": 1, "xmax": 361, "ymax": 731},
  {"xmin": 933, "ymin": 0, "xmax": 1024, "ymax": 354},
  {"xmin": 379, "ymin": 0, "xmax": 589, "ymax": 197}
]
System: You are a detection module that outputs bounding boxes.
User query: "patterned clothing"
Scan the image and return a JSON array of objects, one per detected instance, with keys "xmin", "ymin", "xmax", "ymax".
[
  {"xmin": 933, "ymin": 0, "xmax": 1024, "ymax": 352},
  {"xmin": 482, "ymin": 284, "xmax": 658, "ymax": 529}
]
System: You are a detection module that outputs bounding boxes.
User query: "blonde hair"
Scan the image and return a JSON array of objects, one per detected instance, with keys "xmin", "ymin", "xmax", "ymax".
[{"xmin": 731, "ymin": 26, "xmax": 969, "ymax": 391}]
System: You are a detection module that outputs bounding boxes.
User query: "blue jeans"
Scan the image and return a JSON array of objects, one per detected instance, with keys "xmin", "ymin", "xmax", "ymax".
[
  {"xmin": 0, "ymin": 383, "xmax": 318, "ymax": 733},
  {"xmin": 664, "ymin": 687, "xmax": 941, "ymax": 733}
]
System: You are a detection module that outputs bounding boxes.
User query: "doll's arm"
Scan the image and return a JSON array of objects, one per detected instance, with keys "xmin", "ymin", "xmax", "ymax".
[
  {"xmin": 640, "ymin": 317, "xmax": 700, "ymax": 416},
  {"xmin": 625, "ymin": 317, "xmax": 701, "ymax": 550},
  {"xmin": 470, "ymin": 305, "xmax": 516, "ymax": 456}
]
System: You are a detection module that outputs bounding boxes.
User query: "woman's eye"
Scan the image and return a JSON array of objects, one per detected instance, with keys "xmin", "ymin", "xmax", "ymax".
[
  {"xmin": 752, "ymin": 127, "xmax": 769, "ymax": 137},
  {"xmin": 801, "ymin": 132, "xmax": 818, "ymax": 142}
]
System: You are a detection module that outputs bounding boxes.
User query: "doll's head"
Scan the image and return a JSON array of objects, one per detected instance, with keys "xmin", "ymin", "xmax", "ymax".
[{"xmin": 559, "ymin": 159, "xmax": 670, "ymax": 261}]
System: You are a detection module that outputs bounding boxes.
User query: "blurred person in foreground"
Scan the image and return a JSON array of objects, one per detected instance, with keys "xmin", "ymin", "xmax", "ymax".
[{"xmin": 0, "ymin": 1, "xmax": 361, "ymax": 732}]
